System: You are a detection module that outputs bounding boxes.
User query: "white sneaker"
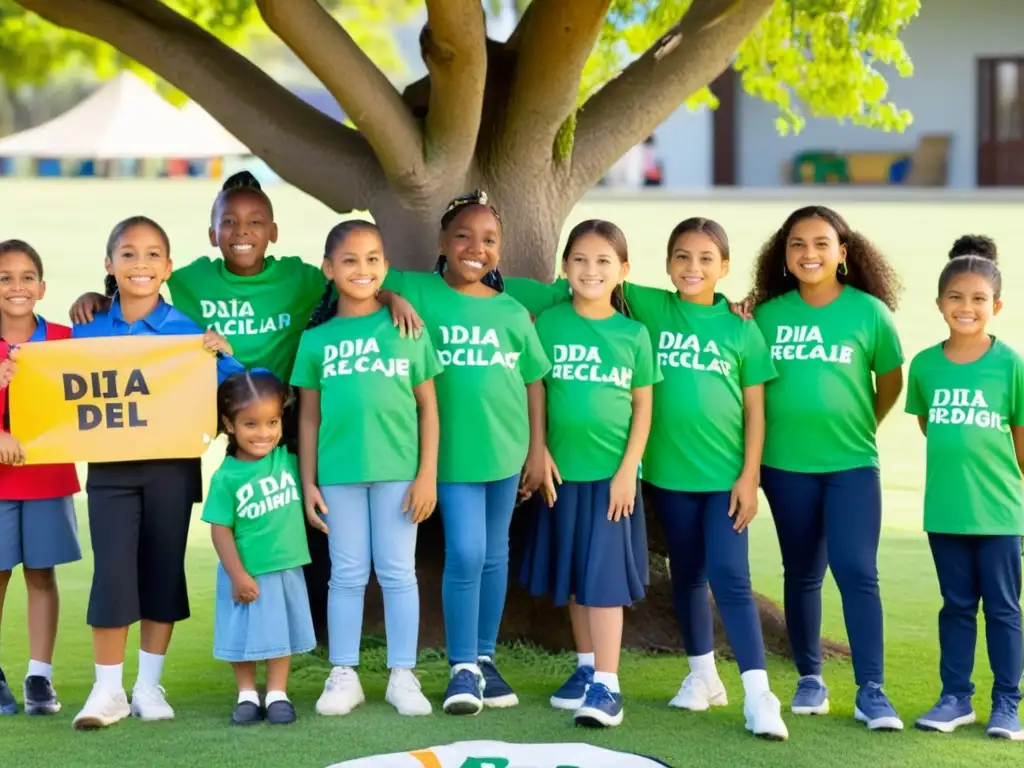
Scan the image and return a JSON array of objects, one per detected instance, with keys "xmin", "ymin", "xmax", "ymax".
[
  {"xmin": 72, "ymin": 685, "xmax": 130, "ymax": 730},
  {"xmin": 744, "ymin": 690, "xmax": 789, "ymax": 741},
  {"xmin": 669, "ymin": 674, "xmax": 728, "ymax": 711},
  {"xmin": 386, "ymin": 668, "xmax": 432, "ymax": 716},
  {"xmin": 316, "ymin": 666, "xmax": 365, "ymax": 716},
  {"xmin": 130, "ymin": 683, "xmax": 175, "ymax": 721}
]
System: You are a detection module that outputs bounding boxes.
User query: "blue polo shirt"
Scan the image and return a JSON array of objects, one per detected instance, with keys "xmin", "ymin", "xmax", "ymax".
[{"xmin": 73, "ymin": 296, "xmax": 246, "ymax": 385}]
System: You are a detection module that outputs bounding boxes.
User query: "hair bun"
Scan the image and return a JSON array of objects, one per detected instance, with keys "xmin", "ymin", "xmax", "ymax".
[
  {"xmin": 948, "ymin": 234, "xmax": 997, "ymax": 264},
  {"xmin": 221, "ymin": 170, "xmax": 262, "ymax": 192}
]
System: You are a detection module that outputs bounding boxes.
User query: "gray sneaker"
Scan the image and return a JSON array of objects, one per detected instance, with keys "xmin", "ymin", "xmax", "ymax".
[
  {"xmin": 0, "ymin": 667, "xmax": 18, "ymax": 715},
  {"xmin": 24, "ymin": 675, "xmax": 61, "ymax": 715}
]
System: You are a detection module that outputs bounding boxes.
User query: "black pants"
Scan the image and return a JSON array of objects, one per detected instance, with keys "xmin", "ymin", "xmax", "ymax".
[{"xmin": 85, "ymin": 459, "xmax": 201, "ymax": 628}]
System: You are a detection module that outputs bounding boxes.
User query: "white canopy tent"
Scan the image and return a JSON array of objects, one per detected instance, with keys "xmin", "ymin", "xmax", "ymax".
[
  {"xmin": 0, "ymin": 71, "xmax": 250, "ymax": 159},
  {"xmin": 178, "ymin": 100, "xmax": 250, "ymax": 156}
]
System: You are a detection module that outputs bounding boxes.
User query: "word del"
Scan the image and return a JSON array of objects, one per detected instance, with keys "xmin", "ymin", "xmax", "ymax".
[
  {"xmin": 551, "ymin": 344, "xmax": 633, "ymax": 389},
  {"xmin": 321, "ymin": 337, "xmax": 410, "ymax": 379},
  {"xmin": 235, "ymin": 469, "xmax": 300, "ymax": 520},
  {"xmin": 437, "ymin": 325, "xmax": 520, "ymax": 369},
  {"xmin": 658, "ymin": 332, "xmax": 732, "ymax": 377},
  {"xmin": 63, "ymin": 369, "xmax": 150, "ymax": 430},
  {"xmin": 202, "ymin": 299, "xmax": 291, "ymax": 336},
  {"xmin": 771, "ymin": 325, "xmax": 853, "ymax": 364},
  {"xmin": 929, "ymin": 388, "xmax": 1009, "ymax": 431}
]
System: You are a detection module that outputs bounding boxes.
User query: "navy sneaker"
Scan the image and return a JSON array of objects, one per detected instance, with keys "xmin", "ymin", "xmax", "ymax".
[
  {"xmin": 477, "ymin": 656, "xmax": 519, "ymax": 708},
  {"xmin": 791, "ymin": 676, "xmax": 829, "ymax": 715},
  {"xmin": 0, "ymin": 667, "xmax": 17, "ymax": 715},
  {"xmin": 915, "ymin": 694, "xmax": 975, "ymax": 733},
  {"xmin": 23, "ymin": 675, "xmax": 60, "ymax": 715},
  {"xmin": 443, "ymin": 665, "xmax": 484, "ymax": 716},
  {"xmin": 574, "ymin": 682, "xmax": 624, "ymax": 728},
  {"xmin": 550, "ymin": 665, "xmax": 594, "ymax": 710},
  {"xmin": 231, "ymin": 700, "xmax": 264, "ymax": 726},
  {"xmin": 986, "ymin": 695, "xmax": 1024, "ymax": 740},
  {"xmin": 855, "ymin": 682, "xmax": 904, "ymax": 731}
]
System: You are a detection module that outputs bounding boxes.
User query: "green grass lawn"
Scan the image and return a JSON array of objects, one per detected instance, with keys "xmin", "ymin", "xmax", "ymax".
[{"xmin": 1, "ymin": 181, "xmax": 1024, "ymax": 766}]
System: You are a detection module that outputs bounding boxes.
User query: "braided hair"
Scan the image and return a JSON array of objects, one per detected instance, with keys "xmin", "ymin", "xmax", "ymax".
[
  {"xmin": 217, "ymin": 370, "xmax": 292, "ymax": 456},
  {"xmin": 103, "ymin": 215, "xmax": 170, "ymax": 298},
  {"xmin": 306, "ymin": 220, "xmax": 382, "ymax": 329},
  {"xmin": 434, "ymin": 190, "xmax": 504, "ymax": 292}
]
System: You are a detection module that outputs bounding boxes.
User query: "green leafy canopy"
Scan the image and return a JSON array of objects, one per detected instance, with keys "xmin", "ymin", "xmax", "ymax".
[{"xmin": 2, "ymin": 0, "xmax": 919, "ymax": 134}]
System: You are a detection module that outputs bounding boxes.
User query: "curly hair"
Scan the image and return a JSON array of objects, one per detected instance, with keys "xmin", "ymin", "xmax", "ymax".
[
  {"xmin": 948, "ymin": 234, "xmax": 997, "ymax": 261},
  {"xmin": 939, "ymin": 236, "xmax": 1001, "ymax": 299},
  {"xmin": 749, "ymin": 205, "xmax": 902, "ymax": 311}
]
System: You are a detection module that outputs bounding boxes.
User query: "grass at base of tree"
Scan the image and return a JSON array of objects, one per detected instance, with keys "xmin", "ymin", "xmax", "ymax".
[{"xmin": 1, "ymin": 508, "xmax": 1021, "ymax": 768}]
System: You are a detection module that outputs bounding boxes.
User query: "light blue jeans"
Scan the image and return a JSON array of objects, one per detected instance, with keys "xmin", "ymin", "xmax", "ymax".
[
  {"xmin": 321, "ymin": 481, "xmax": 419, "ymax": 669},
  {"xmin": 438, "ymin": 475, "xmax": 520, "ymax": 664}
]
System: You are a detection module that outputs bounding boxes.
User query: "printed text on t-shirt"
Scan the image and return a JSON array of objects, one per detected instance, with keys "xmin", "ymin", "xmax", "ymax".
[
  {"xmin": 551, "ymin": 344, "xmax": 633, "ymax": 389},
  {"xmin": 321, "ymin": 337, "xmax": 410, "ymax": 379},
  {"xmin": 235, "ymin": 468, "xmax": 300, "ymax": 520},
  {"xmin": 771, "ymin": 325, "xmax": 853, "ymax": 364},
  {"xmin": 202, "ymin": 299, "xmax": 290, "ymax": 337},
  {"xmin": 929, "ymin": 388, "xmax": 1009, "ymax": 432},
  {"xmin": 658, "ymin": 332, "xmax": 732, "ymax": 377},
  {"xmin": 437, "ymin": 325, "xmax": 520, "ymax": 369}
]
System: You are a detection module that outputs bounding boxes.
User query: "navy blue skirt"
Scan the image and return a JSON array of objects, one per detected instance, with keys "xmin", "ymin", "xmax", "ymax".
[{"xmin": 519, "ymin": 479, "xmax": 648, "ymax": 608}]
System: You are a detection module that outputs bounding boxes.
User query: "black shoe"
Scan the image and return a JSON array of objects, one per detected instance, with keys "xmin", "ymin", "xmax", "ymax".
[
  {"xmin": 0, "ymin": 667, "xmax": 17, "ymax": 715},
  {"xmin": 23, "ymin": 675, "xmax": 60, "ymax": 715},
  {"xmin": 231, "ymin": 700, "xmax": 264, "ymax": 726},
  {"xmin": 266, "ymin": 699, "xmax": 296, "ymax": 725}
]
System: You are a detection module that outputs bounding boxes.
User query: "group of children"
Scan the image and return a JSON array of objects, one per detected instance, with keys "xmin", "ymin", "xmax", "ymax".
[{"xmin": 0, "ymin": 172, "xmax": 1019, "ymax": 745}]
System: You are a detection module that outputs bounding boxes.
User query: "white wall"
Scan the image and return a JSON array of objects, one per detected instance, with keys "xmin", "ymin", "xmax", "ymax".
[
  {"xmin": 736, "ymin": 0, "xmax": 1024, "ymax": 188},
  {"xmin": 654, "ymin": 104, "xmax": 713, "ymax": 189}
]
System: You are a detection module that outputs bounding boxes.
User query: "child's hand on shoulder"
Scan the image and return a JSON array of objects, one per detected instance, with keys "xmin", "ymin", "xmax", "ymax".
[
  {"xmin": 231, "ymin": 572, "xmax": 260, "ymax": 604},
  {"xmin": 303, "ymin": 483, "xmax": 330, "ymax": 534},
  {"xmin": 608, "ymin": 467, "xmax": 637, "ymax": 522},
  {"xmin": 403, "ymin": 472, "xmax": 437, "ymax": 524},
  {"xmin": 70, "ymin": 292, "xmax": 110, "ymax": 324},
  {"xmin": 728, "ymin": 296, "xmax": 754, "ymax": 320},
  {"xmin": 0, "ymin": 432, "xmax": 25, "ymax": 466},
  {"xmin": 729, "ymin": 471, "xmax": 759, "ymax": 532},
  {"xmin": 387, "ymin": 293, "xmax": 424, "ymax": 339},
  {"xmin": 203, "ymin": 330, "xmax": 233, "ymax": 356},
  {"xmin": 0, "ymin": 348, "xmax": 17, "ymax": 389}
]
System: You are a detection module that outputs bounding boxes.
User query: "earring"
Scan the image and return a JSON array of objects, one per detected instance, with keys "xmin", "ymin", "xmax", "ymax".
[
  {"xmin": 839, "ymin": 261, "xmax": 849, "ymax": 276},
  {"xmin": 782, "ymin": 263, "xmax": 788, "ymax": 277}
]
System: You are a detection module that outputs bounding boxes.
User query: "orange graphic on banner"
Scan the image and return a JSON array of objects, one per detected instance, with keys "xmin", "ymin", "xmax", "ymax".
[{"xmin": 9, "ymin": 335, "xmax": 218, "ymax": 465}]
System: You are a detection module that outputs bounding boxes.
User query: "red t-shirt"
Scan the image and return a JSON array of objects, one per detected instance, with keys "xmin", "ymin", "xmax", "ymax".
[{"xmin": 0, "ymin": 317, "xmax": 81, "ymax": 500}]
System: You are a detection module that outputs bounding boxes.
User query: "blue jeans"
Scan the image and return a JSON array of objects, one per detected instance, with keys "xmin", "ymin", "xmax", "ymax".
[
  {"xmin": 321, "ymin": 481, "xmax": 419, "ymax": 669},
  {"xmin": 760, "ymin": 465, "xmax": 884, "ymax": 686},
  {"xmin": 929, "ymin": 533, "xmax": 1023, "ymax": 702},
  {"xmin": 438, "ymin": 475, "xmax": 520, "ymax": 664},
  {"xmin": 649, "ymin": 486, "xmax": 766, "ymax": 673}
]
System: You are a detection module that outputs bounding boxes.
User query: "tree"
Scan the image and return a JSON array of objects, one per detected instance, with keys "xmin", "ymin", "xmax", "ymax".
[{"xmin": 10, "ymin": 0, "xmax": 917, "ymax": 657}]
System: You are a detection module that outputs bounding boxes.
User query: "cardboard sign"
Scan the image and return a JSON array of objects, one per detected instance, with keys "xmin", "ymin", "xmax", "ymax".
[
  {"xmin": 10, "ymin": 335, "xmax": 217, "ymax": 464},
  {"xmin": 330, "ymin": 741, "xmax": 672, "ymax": 768}
]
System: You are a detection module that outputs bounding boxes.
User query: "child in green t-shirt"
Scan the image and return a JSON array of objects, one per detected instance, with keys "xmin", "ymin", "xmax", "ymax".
[
  {"xmin": 291, "ymin": 220, "xmax": 442, "ymax": 719},
  {"xmin": 906, "ymin": 237, "xmax": 1024, "ymax": 740},
  {"xmin": 201, "ymin": 371, "xmax": 315, "ymax": 727}
]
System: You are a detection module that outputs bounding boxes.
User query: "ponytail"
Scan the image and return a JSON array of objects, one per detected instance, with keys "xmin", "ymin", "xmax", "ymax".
[
  {"xmin": 306, "ymin": 282, "xmax": 337, "ymax": 329},
  {"xmin": 104, "ymin": 274, "xmax": 117, "ymax": 297},
  {"xmin": 611, "ymin": 283, "xmax": 630, "ymax": 318}
]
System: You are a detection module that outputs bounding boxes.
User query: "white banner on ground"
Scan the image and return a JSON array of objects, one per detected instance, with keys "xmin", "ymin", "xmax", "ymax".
[{"xmin": 330, "ymin": 741, "xmax": 672, "ymax": 768}]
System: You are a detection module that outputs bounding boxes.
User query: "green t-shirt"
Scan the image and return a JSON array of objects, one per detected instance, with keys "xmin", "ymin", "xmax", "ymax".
[
  {"xmin": 382, "ymin": 270, "xmax": 551, "ymax": 483},
  {"xmin": 905, "ymin": 339, "xmax": 1024, "ymax": 535},
  {"xmin": 290, "ymin": 307, "xmax": 443, "ymax": 485},
  {"xmin": 625, "ymin": 284, "xmax": 777, "ymax": 492},
  {"xmin": 534, "ymin": 302, "xmax": 661, "ymax": 482},
  {"xmin": 169, "ymin": 256, "xmax": 327, "ymax": 382},
  {"xmin": 754, "ymin": 287, "xmax": 904, "ymax": 473},
  {"xmin": 201, "ymin": 446, "xmax": 312, "ymax": 576}
]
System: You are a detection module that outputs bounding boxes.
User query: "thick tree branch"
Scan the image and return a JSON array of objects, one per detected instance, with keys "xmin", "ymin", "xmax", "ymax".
[
  {"xmin": 501, "ymin": 0, "xmax": 611, "ymax": 164},
  {"xmin": 16, "ymin": 0, "xmax": 381, "ymax": 214},
  {"xmin": 420, "ymin": 0, "xmax": 487, "ymax": 175},
  {"xmin": 256, "ymin": 0, "xmax": 426, "ymax": 189},
  {"xmin": 569, "ymin": 0, "xmax": 773, "ymax": 197}
]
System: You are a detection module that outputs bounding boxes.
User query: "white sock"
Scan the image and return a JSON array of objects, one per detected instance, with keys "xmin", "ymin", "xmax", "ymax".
[
  {"xmin": 688, "ymin": 652, "xmax": 718, "ymax": 681},
  {"xmin": 237, "ymin": 690, "xmax": 259, "ymax": 706},
  {"xmin": 578, "ymin": 652, "xmax": 595, "ymax": 669},
  {"xmin": 741, "ymin": 669, "xmax": 770, "ymax": 697},
  {"xmin": 451, "ymin": 662, "xmax": 481, "ymax": 677},
  {"xmin": 136, "ymin": 650, "xmax": 165, "ymax": 688},
  {"xmin": 593, "ymin": 671, "xmax": 620, "ymax": 693},
  {"xmin": 27, "ymin": 660, "xmax": 52, "ymax": 681},
  {"xmin": 265, "ymin": 690, "xmax": 289, "ymax": 706},
  {"xmin": 95, "ymin": 663, "xmax": 123, "ymax": 692}
]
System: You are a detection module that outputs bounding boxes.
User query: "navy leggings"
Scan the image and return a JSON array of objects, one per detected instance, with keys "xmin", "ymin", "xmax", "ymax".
[
  {"xmin": 760, "ymin": 465, "xmax": 884, "ymax": 686},
  {"xmin": 929, "ymin": 533, "xmax": 1023, "ymax": 702},
  {"xmin": 650, "ymin": 485, "xmax": 766, "ymax": 673}
]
